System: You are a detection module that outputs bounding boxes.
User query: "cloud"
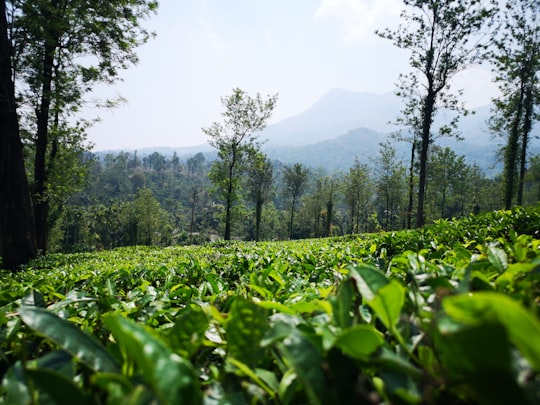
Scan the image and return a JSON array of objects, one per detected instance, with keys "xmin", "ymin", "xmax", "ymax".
[{"xmin": 314, "ymin": 0, "xmax": 402, "ymax": 44}]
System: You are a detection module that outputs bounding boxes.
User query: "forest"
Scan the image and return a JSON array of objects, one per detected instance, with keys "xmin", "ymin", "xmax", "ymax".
[{"xmin": 49, "ymin": 144, "xmax": 540, "ymax": 253}]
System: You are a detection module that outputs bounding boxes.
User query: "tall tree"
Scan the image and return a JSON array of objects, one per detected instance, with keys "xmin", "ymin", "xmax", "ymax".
[
  {"xmin": 374, "ymin": 142, "xmax": 405, "ymax": 231},
  {"xmin": 204, "ymin": 88, "xmax": 277, "ymax": 240},
  {"xmin": 9, "ymin": 0, "xmax": 157, "ymax": 253},
  {"xmin": 245, "ymin": 151, "xmax": 273, "ymax": 241},
  {"xmin": 187, "ymin": 152, "xmax": 206, "ymax": 244},
  {"xmin": 0, "ymin": 0, "xmax": 37, "ymax": 270},
  {"xmin": 377, "ymin": 0, "xmax": 496, "ymax": 227},
  {"xmin": 489, "ymin": 0, "xmax": 539, "ymax": 208},
  {"xmin": 427, "ymin": 146, "xmax": 468, "ymax": 219},
  {"xmin": 343, "ymin": 158, "xmax": 372, "ymax": 233},
  {"xmin": 282, "ymin": 163, "xmax": 308, "ymax": 239}
]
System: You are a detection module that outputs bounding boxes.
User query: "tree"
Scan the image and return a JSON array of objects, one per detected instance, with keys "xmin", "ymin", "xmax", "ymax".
[
  {"xmin": 389, "ymin": 96, "xmax": 422, "ymax": 229},
  {"xmin": 245, "ymin": 151, "xmax": 273, "ymax": 241},
  {"xmin": 131, "ymin": 188, "xmax": 168, "ymax": 246},
  {"xmin": 374, "ymin": 142, "xmax": 406, "ymax": 231},
  {"xmin": 204, "ymin": 88, "xmax": 277, "ymax": 240},
  {"xmin": 427, "ymin": 146, "xmax": 468, "ymax": 219},
  {"xmin": 377, "ymin": 0, "xmax": 496, "ymax": 227},
  {"xmin": 343, "ymin": 158, "xmax": 372, "ymax": 233},
  {"xmin": 186, "ymin": 152, "xmax": 206, "ymax": 244},
  {"xmin": 489, "ymin": 0, "xmax": 539, "ymax": 208},
  {"xmin": 8, "ymin": 0, "xmax": 157, "ymax": 254},
  {"xmin": 282, "ymin": 163, "xmax": 308, "ymax": 239},
  {"xmin": 0, "ymin": 0, "xmax": 37, "ymax": 270}
]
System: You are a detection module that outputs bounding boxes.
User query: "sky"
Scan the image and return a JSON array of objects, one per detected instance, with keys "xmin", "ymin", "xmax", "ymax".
[{"xmin": 85, "ymin": 0, "xmax": 500, "ymax": 151}]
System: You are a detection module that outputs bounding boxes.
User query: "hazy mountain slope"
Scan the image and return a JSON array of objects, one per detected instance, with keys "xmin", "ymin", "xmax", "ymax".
[
  {"xmin": 263, "ymin": 127, "xmax": 387, "ymax": 170},
  {"xmin": 260, "ymin": 88, "xmax": 401, "ymax": 146}
]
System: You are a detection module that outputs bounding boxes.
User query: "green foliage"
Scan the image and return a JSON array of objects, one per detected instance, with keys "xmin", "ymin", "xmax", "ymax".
[{"xmin": 1, "ymin": 207, "xmax": 539, "ymax": 403}]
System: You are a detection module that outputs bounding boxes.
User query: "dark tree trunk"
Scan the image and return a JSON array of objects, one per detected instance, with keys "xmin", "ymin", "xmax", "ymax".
[
  {"xmin": 254, "ymin": 197, "xmax": 263, "ymax": 242},
  {"xmin": 0, "ymin": 1, "xmax": 37, "ymax": 270},
  {"xmin": 224, "ymin": 162, "xmax": 234, "ymax": 241},
  {"xmin": 289, "ymin": 197, "xmax": 296, "ymax": 239},
  {"xmin": 189, "ymin": 187, "xmax": 197, "ymax": 244},
  {"xmin": 407, "ymin": 140, "xmax": 416, "ymax": 229},
  {"xmin": 33, "ymin": 40, "xmax": 56, "ymax": 254},
  {"xmin": 517, "ymin": 84, "xmax": 534, "ymax": 206},
  {"xmin": 416, "ymin": 91, "xmax": 435, "ymax": 228},
  {"xmin": 326, "ymin": 199, "xmax": 333, "ymax": 237},
  {"xmin": 504, "ymin": 85, "xmax": 525, "ymax": 210}
]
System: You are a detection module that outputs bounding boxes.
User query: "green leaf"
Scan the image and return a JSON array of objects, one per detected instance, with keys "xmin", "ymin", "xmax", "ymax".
[
  {"xmin": 168, "ymin": 304, "xmax": 209, "ymax": 358},
  {"xmin": 487, "ymin": 245, "xmax": 508, "ymax": 273},
  {"xmin": 349, "ymin": 264, "xmax": 389, "ymax": 301},
  {"xmin": 277, "ymin": 330, "xmax": 336, "ymax": 405},
  {"xmin": 225, "ymin": 297, "xmax": 268, "ymax": 367},
  {"xmin": 25, "ymin": 368, "xmax": 91, "ymax": 405},
  {"xmin": 225, "ymin": 357, "xmax": 277, "ymax": 400},
  {"xmin": 330, "ymin": 280, "xmax": 355, "ymax": 328},
  {"xmin": 369, "ymin": 280, "xmax": 405, "ymax": 330},
  {"xmin": 19, "ymin": 306, "xmax": 119, "ymax": 373},
  {"xmin": 436, "ymin": 317, "xmax": 528, "ymax": 404},
  {"xmin": 105, "ymin": 314, "xmax": 202, "ymax": 405},
  {"xmin": 334, "ymin": 325, "xmax": 384, "ymax": 360},
  {"xmin": 443, "ymin": 292, "xmax": 540, "ymax": 370}
]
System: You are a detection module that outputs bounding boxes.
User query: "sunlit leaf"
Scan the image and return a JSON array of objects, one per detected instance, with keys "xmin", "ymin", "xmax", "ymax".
[
  {"xmin": 168, "ymin": 304, "xmax": 209, "ymax": 358},
  {"xmin": 443, "ymin": 292, "xmax": 540, "ymax": 370},
  {"xmin": 19, "ymin": 306, "xmax": 119, "ymax": 373},
  {"xmin": 334, "ymin": 325, "xmax": 384, "ymax": 360},
  {"xmin": 105, "ymin": 314, "xmax": 202, "ymax": 405},
  {"xmin": 226, "ymin": 297, "xmax": 268, "ymax": 367}
]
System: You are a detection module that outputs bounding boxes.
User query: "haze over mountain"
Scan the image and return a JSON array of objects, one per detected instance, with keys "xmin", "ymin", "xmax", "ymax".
[{"xmin": 107, "ymin": 88, "xmax": 538, "ymax": 175}]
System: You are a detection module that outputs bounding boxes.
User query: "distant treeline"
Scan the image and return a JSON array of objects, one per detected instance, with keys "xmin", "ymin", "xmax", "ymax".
[{"xmin": 49, "ymin": 144, "xmax": 540, "ymax": 253}]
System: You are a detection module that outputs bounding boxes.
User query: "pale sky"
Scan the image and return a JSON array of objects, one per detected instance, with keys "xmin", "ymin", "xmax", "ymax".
[{"xmin": 85, "ymin": 0, "xmax": 499, "ymax": 151}]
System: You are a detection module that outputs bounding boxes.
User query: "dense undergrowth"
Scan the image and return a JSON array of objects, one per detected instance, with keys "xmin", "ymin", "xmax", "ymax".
[{"xmin": 1, "ymin": 206, "xmax": 539, "ymax": 404}]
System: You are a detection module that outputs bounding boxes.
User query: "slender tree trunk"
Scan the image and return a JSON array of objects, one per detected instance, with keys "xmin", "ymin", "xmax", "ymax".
[
  {"xmin": 385, "ymin": 189, "xmax": 390, "ymax": 231},
  {"xmin": 0, "ymin": 1, "xmax": 37, "ymax": 270},
  {"xmin": 189, "ymin": 188, "xmax": 197, "ymax": 244},
  {"xmin": 224, "ymin": 179, "xmax": 232, "ymax": 240},
  {"xmin": 407, "ymin": 140, "xmax": 416, "ymax": 229},
  {"xmin": 504, "ymin": 85, "xmax": 525, "ymax": 209},
  {"xmin": 326, "ymin": 199, "xmax": 333, "ymax": 237},
  {"xmin": 417, "ymin": 92, "xmax": 435, "ymax": 228},
  {"xmin": 289, "ymin": 197, "xmax": 296, "ymax": 239},
  {"xmin": 517, "ymin": 84, "xmax": 534, "ymax": 206},
  {"xmin": 255, "ymin": 198, "xmax": 263, "ymax": 242},
  {"xmin": 224, "ymin": 158, "xmax": 235, "ymax": 240},
  {"xmin": 33, "ymin": 36, "xmax": 57, "ymax": 253}
]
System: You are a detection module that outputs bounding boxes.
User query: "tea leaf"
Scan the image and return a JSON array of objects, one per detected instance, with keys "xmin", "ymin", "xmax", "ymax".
[
  {"xmin": 105, "ymin": 314, "xmax": 202, "ymax": 405},
  {"xmin": 19, "ymin": 306, "xmax": 119, "ymax": 373},
  {"xmin": 443, "ymin": 292, "xmax": 540, "ymax": 370}
]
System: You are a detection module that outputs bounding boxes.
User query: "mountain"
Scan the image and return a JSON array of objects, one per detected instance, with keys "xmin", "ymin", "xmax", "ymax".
[
  {"xmin": 260, "ymin": 88, "xmax": 401, "ymax": 146},
  {"xmin": 264, "ymin": 127, "xmax": 387, "ymax": 170}
]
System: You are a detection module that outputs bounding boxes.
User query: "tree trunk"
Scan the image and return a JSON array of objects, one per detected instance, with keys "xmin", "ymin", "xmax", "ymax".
[
  {"xmin": 224, "ymin": 169, "xmax": 233, "ymax": 241},
  {"xmin": 504, "ymin": 85, "xmax": 525, "ymax": 209},
  {"xmin": 416, "ymin": 91, "xmax": 435, "ymax": 228},
  {"xmin": 33, "ymin": 39, "xmax": 56, "ymax": 254},
  {"xmin": 255, "ymin": 198, "xmax": 263, "ymax": 242},
  {"xmin": 326, "ymin": 199, "xmax": 333, "ymax": 237},
  {"xmin": 517, "ymin": 84, "xmax": 534, "ymax": 206},
  {"xmin": 0, "ymin": 1, "xmax": 37, "ymax": 270},
  {"xmin": 407, "ymin": 140, "xmax": 416, "ymax": 229},
  {"xmin": 289, "ymin": 197, "xmax": 296, "ymax": 239},
  {"xmin": 189, "ymin": 187, "xmax": 197, "ymax": 244}
]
